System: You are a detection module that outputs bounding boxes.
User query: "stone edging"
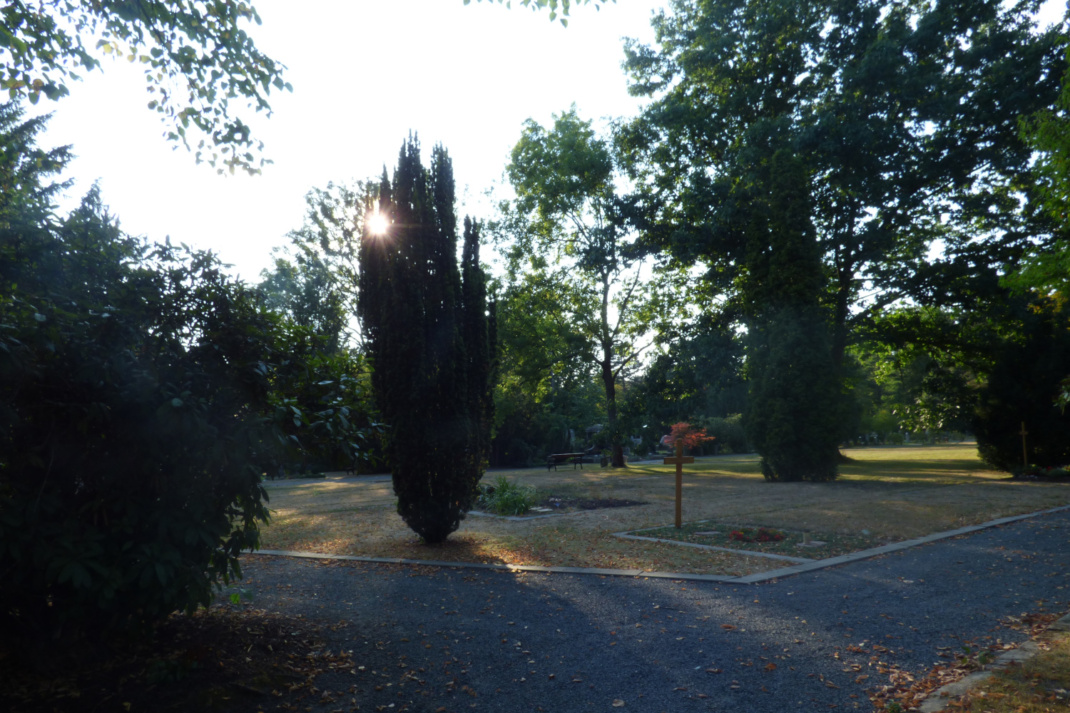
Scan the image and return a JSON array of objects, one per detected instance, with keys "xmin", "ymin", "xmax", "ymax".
[
  {"xmin": 917, "ymin": 612, "xmax": 1070, "ymax": 712},
  {"xmin": 612, "ymin": 533, "xmax": 815, "ymax": 564}
]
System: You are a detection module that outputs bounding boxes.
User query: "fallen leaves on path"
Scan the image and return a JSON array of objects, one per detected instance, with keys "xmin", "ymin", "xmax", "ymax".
[{"xmin": 865, "ymin": 611, "xmax": 1064, "ymax": 712}]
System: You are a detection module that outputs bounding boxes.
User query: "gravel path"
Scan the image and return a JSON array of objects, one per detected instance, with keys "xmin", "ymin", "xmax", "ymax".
[{"xmin": 237, "ymin": 508, "xmax": 1070, "ymax": 712}]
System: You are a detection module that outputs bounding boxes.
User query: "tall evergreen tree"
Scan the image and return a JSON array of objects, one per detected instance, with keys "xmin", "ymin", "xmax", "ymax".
[
  {"xmin": 974, "ymin": 298, "xmax": 1070, "ymax": 472},
  {"xmin": 358, "ymin": 137, "xmax": 495, "ymax": 543},
  {"xmin": 744, "ymin": 150, "xmax": 843, "ymax": 481}
]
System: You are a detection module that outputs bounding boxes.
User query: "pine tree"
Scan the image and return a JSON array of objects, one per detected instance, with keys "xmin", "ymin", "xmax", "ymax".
[{"xmin": 358, "ymin": 137, "xmax": 495, "ymax": 543}]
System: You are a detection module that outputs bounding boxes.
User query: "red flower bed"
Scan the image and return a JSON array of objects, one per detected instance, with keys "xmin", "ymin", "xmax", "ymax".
[{"xmin": 729, "ymin": 527, "xmax": 786, "ymax": 543}]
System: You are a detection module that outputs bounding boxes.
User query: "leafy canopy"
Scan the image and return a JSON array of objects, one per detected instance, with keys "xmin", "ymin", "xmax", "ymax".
[
  {"xmin": 465, "ymin": 0, "xmax": 612, "ymax": 25},
  {"xmin": 619, "ymin": 0, "xmax": 1066, "ymax": 367},
  {"xmin": 499, "ymin": 106, "xmax": 671, "ymax": 467},
  {"xmin": 0, "ymin": 0, "xmax": 290, "ymax": 174}
]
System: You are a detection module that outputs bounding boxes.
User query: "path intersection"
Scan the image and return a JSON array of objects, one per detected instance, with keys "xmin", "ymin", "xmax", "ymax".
[{"xmin": 238, "ymin": 508, "xmax": 1069, "ymax": 712}]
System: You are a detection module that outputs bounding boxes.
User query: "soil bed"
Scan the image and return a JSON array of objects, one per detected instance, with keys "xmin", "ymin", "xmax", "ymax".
[
  {"xmin": 627, "ymin": 520, "xmax": 885, "ymax": 559},
  {"xmin": 536, "ymin": 495, "xmax": 647, "ymax": 512}
]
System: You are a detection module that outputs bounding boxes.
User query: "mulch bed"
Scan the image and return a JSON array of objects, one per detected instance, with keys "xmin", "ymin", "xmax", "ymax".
[
  {"xmin": 542, "ymin": 496, "xmax": 647, "ymax": 511},
  {"xmin": 472, "ymin": 496, "xmax": 647, "ymax": 518}
]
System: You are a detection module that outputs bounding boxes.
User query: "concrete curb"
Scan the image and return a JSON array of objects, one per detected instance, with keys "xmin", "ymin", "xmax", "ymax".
[
  {"xmin": 732, "ymin": 503, "xmax": 1070, "ymax": 584},
  {"xmin": 467, "ymin": 510, "xmax": 564, "ymax": 522},
  {"xmin": 918, "ymin": 612, "xmax": 1070, "ymax": 713},
  {"xmin": 612, "ymin": 533, "xmax": 816, "ymax": 564},
  {"xmin": 248, "ymin": 503, "xmax": 1070, "ymax": 585}
]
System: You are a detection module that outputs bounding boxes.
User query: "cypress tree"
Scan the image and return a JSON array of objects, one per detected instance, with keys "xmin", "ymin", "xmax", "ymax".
[
  {"xmin": 744, "ymin": 149, "xmax": 843, "ymax": 482},
  {"xmin": 358, "ymin": 137, "xmax": 495, "ymax": 543}
]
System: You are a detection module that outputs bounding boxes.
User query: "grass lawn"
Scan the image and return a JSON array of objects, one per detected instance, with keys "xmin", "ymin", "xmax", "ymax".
[{"xmin": 257, "ymin": 444, "xmax": 1070, "ymax": 577}]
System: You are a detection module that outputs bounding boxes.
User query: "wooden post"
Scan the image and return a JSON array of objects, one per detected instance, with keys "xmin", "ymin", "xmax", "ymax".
[
  {"xmin": 663, "ymin": 440, "xmax": 695, "ymax": 529},
  {"xmin": 1019, "ymin": 421, "xmax": 1029, "ymax": 470}
]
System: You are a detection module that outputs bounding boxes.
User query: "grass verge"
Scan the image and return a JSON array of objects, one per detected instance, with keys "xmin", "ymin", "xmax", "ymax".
[{"xmin": 258, "ymin": 444, "xmax": 1070, "ymax": 577}]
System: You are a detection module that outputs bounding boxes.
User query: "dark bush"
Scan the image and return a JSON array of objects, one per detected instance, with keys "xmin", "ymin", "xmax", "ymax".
[
  {"xmin": 0, "ymin": 185, "xmax": 280, "ymax": 646},
  {"xmin": 699, "ymin": 414, "xmax": 749, "ymax": 454},
  {"xmin": 975, "ymin": 300, "xmax": 1070, "ymax": 472}
]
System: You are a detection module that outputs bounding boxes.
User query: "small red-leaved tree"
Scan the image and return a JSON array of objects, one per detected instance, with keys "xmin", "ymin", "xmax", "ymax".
[{"xmin": 668, "ymin": 422, "xmax": 716, "ymax": 452}]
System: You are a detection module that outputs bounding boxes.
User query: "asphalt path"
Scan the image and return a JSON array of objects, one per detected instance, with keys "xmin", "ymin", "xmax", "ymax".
[{"xmin": 237, "ymin": 508, "xmax": 1070, "ymax": 712}]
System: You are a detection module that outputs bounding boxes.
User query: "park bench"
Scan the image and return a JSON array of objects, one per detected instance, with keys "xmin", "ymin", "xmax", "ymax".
[{"xmin": 546, "ymin": 452, "xmax": 586, "ymax": 470}]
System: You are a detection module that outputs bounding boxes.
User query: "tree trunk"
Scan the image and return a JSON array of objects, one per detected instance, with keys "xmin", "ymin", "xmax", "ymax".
[
  {"xmin": 830, "ymin": 281, "xmax": 850, "ymax": 373},
  {"xmin": 598, "ymin": 271, "xmax": 625, "ymax": 468},
  {"xmin": 601, "ymin": 356, "xmax": 625, "ymax": 467}
]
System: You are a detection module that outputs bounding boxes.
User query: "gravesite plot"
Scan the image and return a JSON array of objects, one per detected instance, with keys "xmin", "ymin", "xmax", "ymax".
[{"xmin": 259, "ymin": 443, "xmax": 1070, "ymax": 577}]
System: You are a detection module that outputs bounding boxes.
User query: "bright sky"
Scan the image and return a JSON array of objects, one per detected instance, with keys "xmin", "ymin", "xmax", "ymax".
[
  {"xmin": 35, "ymin": 0, "xmax": 664, "ymax": 282},
  {"xmin": 32, "ymin": 0, "xmax": 1066, "ymax": 285}
]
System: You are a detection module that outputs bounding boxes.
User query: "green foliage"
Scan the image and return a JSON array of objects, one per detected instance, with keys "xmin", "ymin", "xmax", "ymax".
[
  {"xmin": 476, "ymin": 477, "xmax": 537, "ymax": 516},
  {"xmin": 0, "ymin": 0, "xmax": 290, "ymax": 173},
  {"xmin": 0, "ymin": 187, "xmax": 279, "ymax": 646},
  {"xmin": 619, "ymin": 0, "xmax": 1066, "ymax": 369},
  {"xmin": 499, "ymin": 106, "xmax": 671, "ymax": 467},
  {"xmin": 620, "ymin": 312, "xmax": 747, "ymax": 447},
  {"xmin": 358, "ymin": 138, "xmax": 496, "ymax": 543},
  {"xmin": 491, "ymin": 367, "xmax": 603, "ymax": 467},
  {"xmin": 259, "ymin": 182, "xmax": 382, "ymax": 473},
  {"xmin": 746, "ymin": 309, "xmax": 842, "ymax": 482},
  {"xmin": 743, "ymin": 151, "xmax": 843, "ymax": 482},
  {"xmin": 0, "ymin": 103, "xmax": 299, "ymax": 648},
  {"xmin": 697, "ymin": 415, "xmax": 748, "ymax": 455},
  {"xmin": 856, "ymin": 286, "xmax": 1040, "ymax": 440},
  {"xmin": 0, "ymin": 102, "xmax": 72, "ymax": 228},
  {"xmin": 269, "ymin": 335, "xmax": 381, "ymax": 474},
  {"xmin": 259, "ymin": 255, "xmax": 348, "ymax": 354},
  {"xmin": 261, "ymin": 180, "xmax": 373, "ymax": 348},
  {"xmin": 465, "ymin": 0, "xmax": 611, "ymax": 25},
  {"xmin": 488, "ymin": 263, "xmax": 607, "ymax": 466},
  {"xmin": 1013, "ymin": 45, "xmax": 1070, "ymax": 291},
  {"xmin": 974, "ymin": 299, "xmax": 1070, "ymax": 471}
]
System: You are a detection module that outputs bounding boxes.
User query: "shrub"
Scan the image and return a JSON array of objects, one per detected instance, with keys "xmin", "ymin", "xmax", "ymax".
[
  {"xmin": 699, "ymin": 414, "xmax": 749, "ymax": 454},
  {"xmin": 0, "ymin": 188, "xmax": 281, "ymax": 647},
  {"xmin": 477, "ymin": 477, "xmax": 537, "ymax": 516},
  {"xmin": 746, "ymin": 307, "xmax": 843, "ymax": 482},
  {"xmin": 667, "ymin": 422, "xmax": 716, "ymax": 453},
  {"xmin": 974, "ymin": 299, "xmax": 1070, "ymax": 471}
]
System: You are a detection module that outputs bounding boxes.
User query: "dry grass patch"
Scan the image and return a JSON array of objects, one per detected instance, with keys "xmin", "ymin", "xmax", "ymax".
[
  {"xmin": 956, "ymin": 633, "xmax": 1070, "ymax": 713},
  {"xmin": 901, "ymin": 626, "xmax": 1070, "ymax": 713},
  {"xmin": 257, "ymin": 445, "xmax": 1070, "ymax": 576}
]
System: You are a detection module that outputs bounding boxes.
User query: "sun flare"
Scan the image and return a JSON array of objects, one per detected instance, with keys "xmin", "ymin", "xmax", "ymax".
[{"xmin": 367, "ymin": 211, "xmax": 389, "ymax": 236}]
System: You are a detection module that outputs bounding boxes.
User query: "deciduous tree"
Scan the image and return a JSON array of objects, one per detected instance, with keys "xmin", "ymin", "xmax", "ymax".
[
  {"xmin": 619, "ymin": 0, "xmax": 1066, "ymax": 370},
  {"xmin": 498, "ymin": 107, "xmax": 667, "ymax": 467},
  {"xmin": 0, "ymin": 0, "xmax": 290, "ymax": 173}
]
